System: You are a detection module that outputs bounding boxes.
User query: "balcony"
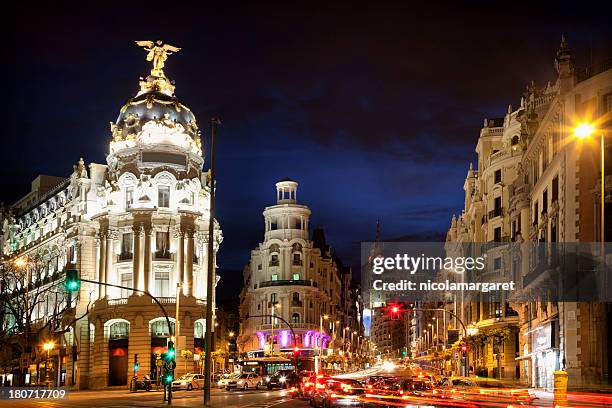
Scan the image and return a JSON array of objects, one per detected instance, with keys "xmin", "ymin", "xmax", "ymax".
[
  {"xmin": 292, "ymin": 260, "xmax": 303, "ymax": 266},
  {"xmin": 118, "ymin": 252, "xmax": 133, "ymax": 261},
  {"xmin": 269, "ymin": 260, "xmax": 280, "ymax": 267},
  {"xmin": 291, "ymin": 300, "xmax": 303, "ymax": 307},
  {"xmin": 488, "ymin": 207, "xmax": 504, "ymax": 219},
  {"xmin": 254, "ymin": 280, "xmax": 318, "ymax": 289},
  {"xmin": 154, "ymin": 250, "xmax": 172, "ymax": 260}
]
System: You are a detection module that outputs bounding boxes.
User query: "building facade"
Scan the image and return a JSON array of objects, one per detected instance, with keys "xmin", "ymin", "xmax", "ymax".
[
  {"xmin": 238, "ymin": 179, "xmax": 361, "ymax": 370},
  {"xmin": 0, "ymin": 43, "xmax": 222, "ymax": 389},
  {"xmin": 446, "ymin": 37, "xmax": 612, "ymax": 388}
]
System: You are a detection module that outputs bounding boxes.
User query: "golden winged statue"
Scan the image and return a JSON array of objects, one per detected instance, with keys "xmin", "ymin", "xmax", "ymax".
[{"xmin": 135, "ymin": 40, "xmax": 181, "ymax": 75}]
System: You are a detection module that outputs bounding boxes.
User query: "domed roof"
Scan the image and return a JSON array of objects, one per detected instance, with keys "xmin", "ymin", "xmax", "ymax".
[{"xmin": 113, "ymin": 90, "xmax": 199, "ymax": 140}]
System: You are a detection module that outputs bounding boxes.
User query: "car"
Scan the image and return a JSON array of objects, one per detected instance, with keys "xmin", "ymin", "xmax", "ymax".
[
  {"xmin": 302, "ymin": 375, "xmax": 332, "ymax": 399},
  {"xmin": 217, "ymin": 373, "xmax": 239, "ymax": 389},
  {"xmin": 265, "ymin": 371, "xmax": 300, "ymax": 389},
  {"xmin": 310, "ymin": 378, "xmax": 365, "ymax": 407},
  {"xmin": 225, "ymin": 372, "xmax": 263, "ymax": 391},
  {"xmin": 171, "ymin": 373, "xmax": 205, "ymax": 391}
]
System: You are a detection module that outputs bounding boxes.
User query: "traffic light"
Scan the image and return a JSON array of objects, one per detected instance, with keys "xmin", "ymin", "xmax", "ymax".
[
  {"xmin": 65, "ymin": 269, "xmax": 80, "ymax": 292},
  {"xmin": 166, "ymin": 340, "xmax": 176, "ymax": 361},
  {"xmin": 293, "ymin": 346, "xmax": 299, "ymax": 354},
  {"xmin": 460, "ymin": 344, "xmax": 469, "ymax": 353},
  {"xmin": 390, "ymin": 305, "xmax": 400, "ymax": 320}
]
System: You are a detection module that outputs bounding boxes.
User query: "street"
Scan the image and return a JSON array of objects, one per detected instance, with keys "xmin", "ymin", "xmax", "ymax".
[{"xmin": 0, "ymin": 388, "xmax": 302, "ymax": 408}]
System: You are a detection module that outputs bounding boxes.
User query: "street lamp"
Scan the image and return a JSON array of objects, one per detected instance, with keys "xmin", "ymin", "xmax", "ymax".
[
  {"xmin": 316, "ymin": 314, "xmax": 328, "ymax": 374},
  {"xmin": 14, "ymin": 257, "xmax": 32, "ymax": 383},
  {"xmin": 573, "ymin": 122, "xmax": 605, "ymax": 248},
  {"xmin": 228, "ymin": 331, "xmax": 235, "ymax": 338},
  {"xmin": 43, "ymin": 341, "xmax": 54, "ymax": 388},
  {"xmin": 574, "ymin": 122, "xmax": 607, "ymax": 308}
]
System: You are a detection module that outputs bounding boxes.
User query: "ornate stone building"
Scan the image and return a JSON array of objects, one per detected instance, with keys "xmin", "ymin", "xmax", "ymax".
[
  {"xmin": 0, "ymin": 42, "xmax": 222, "ymax": 389},
  {"xmin": 238, "ymin": 179, "xmax": 360, "ymax": 371},
  {"xmin": 446, "ymin": 37, "xmax": 612, "ymax": 388}
]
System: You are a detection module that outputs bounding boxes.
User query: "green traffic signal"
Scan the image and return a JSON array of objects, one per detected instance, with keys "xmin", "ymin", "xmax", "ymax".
[
  {"xmin": 166, "ymin": 341, "xmax": 175, "ymax": 360},
  {"xmin": 165, "ymin": 374, "xmax": 173, "ymax": 384},
  {"xmin": 65, "ymin": 269, "xmax": 80, "ymax": 292}
]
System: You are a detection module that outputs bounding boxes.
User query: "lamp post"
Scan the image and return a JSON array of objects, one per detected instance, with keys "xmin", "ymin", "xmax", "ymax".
[
  {"xmin": 316, "ymin": 314, "xmax": 328, "ymax": 374},
  {"xmin": 43, "ymin": 341, "xmax": 54, "ymax": 388},
  {"xmin": 574, "ymin": 122, "xmax": 606, "ymax": 270},
  {"xmin": 271, "ymin": 302, "xmax": 281, "ymax": 355}
]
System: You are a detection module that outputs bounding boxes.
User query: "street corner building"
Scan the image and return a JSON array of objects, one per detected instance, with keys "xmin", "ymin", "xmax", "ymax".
[
  {"xmin": 446, "ymin": 37, "xmax": 612, "ymax": 389},
  {"xmin": 237, "ymin": 179, "xmax": 365, "ymax": 372},
  {"xmin": 0, "ymin": 42, "xmax": 222, "ymax": 389}
]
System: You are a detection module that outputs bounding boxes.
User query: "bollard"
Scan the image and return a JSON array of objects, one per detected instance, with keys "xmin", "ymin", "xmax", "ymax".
[{"xmin": 553, "ymin": 370, "xmax": 568, "ymax": 407}]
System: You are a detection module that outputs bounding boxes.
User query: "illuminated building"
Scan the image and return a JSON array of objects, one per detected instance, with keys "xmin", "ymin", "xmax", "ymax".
[
  {"xmin": 447, "ymin": 36, "xmax": 612, "ymax": 388},
  {"xmin": 238, "ymin": 179, "xmax": 360, "ymax": 370},
  {"xmin": 0, "ymin": 41, "xmax": 222, "ymax": 389}
]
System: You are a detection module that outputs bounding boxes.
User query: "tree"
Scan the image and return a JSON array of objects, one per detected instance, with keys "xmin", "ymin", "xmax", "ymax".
[
  {"xmin": 180, "ymin": 349, "xmax": 193, "ymax": 373},
  {"xmin": 0, "ymin": 248, "xmax": 91, "ymax": 385}
]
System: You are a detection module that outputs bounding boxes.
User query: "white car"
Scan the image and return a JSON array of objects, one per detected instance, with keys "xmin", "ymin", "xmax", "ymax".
[
  {"xmin": 225, "ymin": 372, "xmax": 263, "ymax": 390},
  {"xmin": 171, "ymin": 373, "xmax": 205, "ymax": 391},
  {"xmin": 217, "ymin": 373, "xmax": 239, "ymax": 389}
]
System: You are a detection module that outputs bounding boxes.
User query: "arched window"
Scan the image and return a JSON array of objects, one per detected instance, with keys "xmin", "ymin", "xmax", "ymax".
[
  {"xmin": 291, "ymin": 313, "xmax": 300, "ymax": 324},
  {"xmin": 150, "ymin": 320, "xmax": 175, "ymax": 338},
  {"xmin": 194, "ymin": 321, "xmax": 204, "ymax": 339},
  {"xmin": 511, "ymin": 135, "xmax": 520, "ymax": 150},
  {"xmin": 109, "ymin": 321, "xmax": 129, "ymax": 340},
  {"xmin": 292, "ymin": 292, "xmax": 299, "ymax": 301}
]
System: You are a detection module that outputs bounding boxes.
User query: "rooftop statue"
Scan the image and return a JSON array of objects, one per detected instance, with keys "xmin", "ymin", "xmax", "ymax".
[{"xmin": 135, "ymin": 40, "xmax": 181, "ymax": 76}]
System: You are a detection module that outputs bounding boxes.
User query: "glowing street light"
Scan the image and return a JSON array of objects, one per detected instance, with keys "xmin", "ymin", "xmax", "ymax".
[{"xmin": 573, "ymin": 121, "xmax": 606, "ymax": 259}]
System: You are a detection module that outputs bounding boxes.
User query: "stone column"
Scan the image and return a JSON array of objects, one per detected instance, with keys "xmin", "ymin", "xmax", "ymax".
[
  {"xmin": 133, "ymin": 225, "xmax": 141, "ymax": 292},
  {"xmin": 98, "ymin": 232, "xmax": 107, "ymax": 299},
  {"xmin": 144, "ymin": 226, "xmax": 152, "ymax": 293},
  {"xmin": 178, "ymin": 231, "xmax": 185, "ymax": 288},
  {"xmin": 186, "ymin": 229, "xmax": 194, "ymax": 296},
  {"xmin": 105, "ymin": 232, "xmax": 114, "ymax": 288}
]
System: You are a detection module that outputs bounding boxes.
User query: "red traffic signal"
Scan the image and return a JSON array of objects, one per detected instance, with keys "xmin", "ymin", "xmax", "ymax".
[
  {"xmin": 293, "ymin": 346, "xmax": 299, "ymax": 354},
  {"xmin": 460, "ymin": 344, "xmax": 469, "ymax": 353}
]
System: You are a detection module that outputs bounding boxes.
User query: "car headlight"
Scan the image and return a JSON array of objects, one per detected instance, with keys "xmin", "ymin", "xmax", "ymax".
[
  {"xmin": 279, "ymin": 376, "xmax": 286, "ymax": 383},
  {"xmin": 237, "ymin": 380, "xmax": 243, "ymax": 384},
  {"xmin": 266, "ymin": 376, "xmax": 270, "ymax": 382}
]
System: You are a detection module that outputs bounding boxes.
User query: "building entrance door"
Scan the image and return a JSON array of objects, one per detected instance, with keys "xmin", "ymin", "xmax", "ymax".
[{"xmin": 108, "ymin": 339, "xmax": 128, "ymax": 386}]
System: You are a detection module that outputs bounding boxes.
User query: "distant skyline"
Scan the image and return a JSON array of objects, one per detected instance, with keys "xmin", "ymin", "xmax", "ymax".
[{"xmin": 4, "ymin": 3, "xmax": 611, "ymax": 306}]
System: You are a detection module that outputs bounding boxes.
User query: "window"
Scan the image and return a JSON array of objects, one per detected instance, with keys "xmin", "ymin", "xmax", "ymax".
[
  {"xmin": 120, "ymin": 272, "xmax": 132, "ymax": 298},
  {"xmin": 109, "ymin": 322, "xmax": 129, "ymax": 340},
  {"xmin": 270, "ymin": 254, "xmax": 279, "ymax": 266},
  {"xmin": 542, "ymin": 190, "xmax": 548, "ymax": 214},
  {"xmin": 121, "ymin": 232, "xmax": 133, "ymax": 259},
  {"xmin": 533, "ymin": 202, "xmax": 539, "ymax": 225},
  {"xmin": 494, "ymin": 169, "xmax": 502, "ymax": 184},
  {"xmin": 158, "ymin": 185, "xmax": 170, "ymax": 208},
  {"xmin": 194, "ymin": 321, "xmax": 204, "ymax": 338},
  {"xmin": 155, "ymin": 231, "xmax": 170, "ymax": 258},
  {"xmin": 125, "ymin": 187, "xmax": 134, "ymax": 209},
  {"xmin": 292, "ymin": 273, "xmax": 300, "ymax": 280},
  {"xmin": 493, "ymin": 227, "xmax": 502, "ymax": 242},
  {"xmin": 494, "ymin": 257, "xmax": 502, "ymax": 270},
  {"xmin": 270, "ymin": 293, "xmax": 277, "ymax": 303},
  {"xmin": 257, "ymin": 264, "xmax": 262, "ymax": 270},
  {"xmin": 292, "ymin": 253, "xmax": 302, "ymax": 265},
  {"xmin": 291, "ymin": 313, "xmax": 300, "ymax": 324},
  {"xmin": 552, "ymin": 176, "xmax": 559, "ymax": 203},
  {"xmin": 155, "ymin": 271, "xmax": 170, "ymax": 297},
  {"xmin": 271, "ymin": 274, "xmax": 278, "ymax": 281}
]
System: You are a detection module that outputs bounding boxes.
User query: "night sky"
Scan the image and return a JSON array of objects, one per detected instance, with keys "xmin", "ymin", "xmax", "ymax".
[{"xmin": 4, "ymin": 3, "xmax": 611, "ymax": 307}]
